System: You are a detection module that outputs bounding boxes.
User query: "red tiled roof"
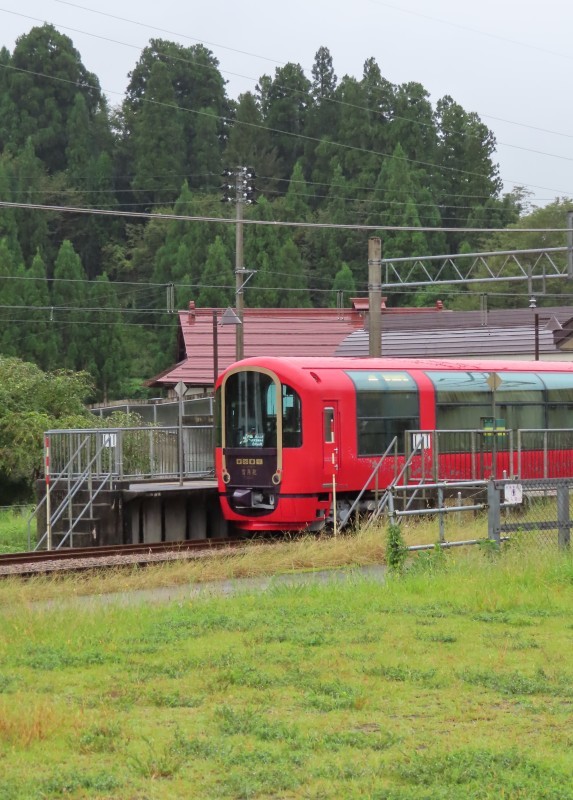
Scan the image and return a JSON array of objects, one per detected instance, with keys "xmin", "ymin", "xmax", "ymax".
[{"xmin": 148, "ymin": 306, "xmax": 367, "ymax": 387}]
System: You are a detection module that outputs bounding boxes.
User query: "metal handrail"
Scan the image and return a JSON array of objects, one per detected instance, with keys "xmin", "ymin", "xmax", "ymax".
[
  {"xmin": 53, "ymin": 472, "xmax": 113, "ymax": 549},
  {"xmin": 517, "ymin": 428, "xmax": 573, "ymax": 479},
  {"xmin": 29, "ymin": 435, "xmax": 95, "ymax": 550},
  {"xmin": 339, "ymin": 437, "xmax": 398, "ymax": 529},
  {"xmin": 45, "ymin": 425, "xmax": 214, "ymax": 480},
  {"xmin": 364, "ymin": 439, "xmax": 424, "ymax": 530},
  {"xmin": 35, "ymin": 436, "xmax": 113, "ymax": 550}
]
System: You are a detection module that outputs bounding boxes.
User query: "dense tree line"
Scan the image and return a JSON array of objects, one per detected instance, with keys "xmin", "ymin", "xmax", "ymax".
[{"xmin": 0, "ymin": 24, "xmax": 551, "ymax": 401}]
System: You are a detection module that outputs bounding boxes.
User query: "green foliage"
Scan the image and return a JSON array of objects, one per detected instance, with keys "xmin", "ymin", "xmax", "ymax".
[
  {"xmin": 129, "ymin": 730, "xmax": 189, "ymax": 779},
  {"xmin": 0, "ymin": 356, "xmax": 92, "ymax": 490},
  {"xmin": 0, "ymin": 23, "xmax": 535, "ymax": 404},
  {"xmin": 39, "ymin": 770, "xmax": 121, "ymax": 795},
  {"xmin": 0, "ymin": 507, "xmax": 34, "ymax": 553},
  {"xmin": 407, "ymin": 541, "xmax": 449, "ymax": 576},
  {"xmin": 386, "ymin": 523, "xmax": 408, "ymax": 573},
  {"xmin": 198, "ymin": 235, "xmax": 234, "ymax": 307},
  {"xmin": 77, "ymin": 721, "xmax": 123, "ymax": 754},
  {"xmin": 5, "ymin": 25, "xmax": 105, "ymax": 173}
]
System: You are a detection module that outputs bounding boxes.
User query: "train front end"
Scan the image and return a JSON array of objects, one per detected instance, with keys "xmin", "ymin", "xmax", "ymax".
[{"xmin": 216, "ymin": 362, "xmax": 322, "ymax": 531}]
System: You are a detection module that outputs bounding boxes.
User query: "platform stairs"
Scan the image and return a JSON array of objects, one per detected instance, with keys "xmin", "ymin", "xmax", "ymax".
[{"xmin": 33, "ymin": 436, "xmax": 115, "ymax": 550}]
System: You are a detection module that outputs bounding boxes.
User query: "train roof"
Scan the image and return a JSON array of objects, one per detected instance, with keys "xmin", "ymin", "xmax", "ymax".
[{"xmin": 230, "ymin": 355, "xmax": 573, "ymax": 373}]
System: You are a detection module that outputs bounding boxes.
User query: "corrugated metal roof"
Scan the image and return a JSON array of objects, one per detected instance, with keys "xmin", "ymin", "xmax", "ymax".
[
  {"xmin": 370, "ymin": 306, "xmax": 571, "ymax": 332},
  {"xmin": 336, "ymin": 326, "xmax": 559, "ymax": 359},
  {"xmin": 336, "ymin": 306, "xmax": 573, "ymax": 359}
]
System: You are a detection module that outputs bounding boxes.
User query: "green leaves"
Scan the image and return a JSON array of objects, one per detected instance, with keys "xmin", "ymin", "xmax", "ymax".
[{"xmin": 0, "ymin": 356, "xmax": 92, "ymax": 483}]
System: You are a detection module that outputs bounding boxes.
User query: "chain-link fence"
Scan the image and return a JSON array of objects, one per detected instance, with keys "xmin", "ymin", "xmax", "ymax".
[
  {"xmin": 382, "ymin": 478, "xmax": 572, "ymax": 552},
  {"xmin": 492, "ymin": 478, "xmax": 571, "ymax": 549}
]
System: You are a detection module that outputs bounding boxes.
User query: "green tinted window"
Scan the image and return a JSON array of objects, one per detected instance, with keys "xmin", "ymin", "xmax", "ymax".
[
  {"xmin": 346, "ymin": 370, "xmax": 419, "ymax": 455},
  {"xmin": 541, "ymin": 373, "xmax": 573, "ymax": 403},
  {"xmin": 428, "ymin": 371, "xmax": 544, "ymax": 405},
  {"xmin": 427, "ymin": 371, "xmax": 491, "ymax": 404},
  {"xmin": 495, "ymin": 373, "xmax": 544, "ymax": 402}
]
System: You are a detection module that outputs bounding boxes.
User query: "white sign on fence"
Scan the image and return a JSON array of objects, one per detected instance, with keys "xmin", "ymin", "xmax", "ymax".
[
  {"xmin": 102, "ymin": 433, "xmax": 117, "ymax": 448},
  {"xmin": 412, "ymin": 433, "xmax": 431, "ymax": 450},
  {"xmin": 504, "ymin": 483, "xmax": 523, "ymax": 505}
]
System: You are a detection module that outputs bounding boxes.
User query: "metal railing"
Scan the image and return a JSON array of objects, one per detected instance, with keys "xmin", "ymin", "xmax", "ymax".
[
  {"xmin": 517, "ymin": 430, "xmax": 573, "ymax": 479},
  {"xmin": 339, "ymin": 437, "xmax": 398, "ymax": 529},
  {"xmin": 46, "ymin": 425, "xmax": 214, "ymax": 481},
  {"xmin": 405, "ymin": 429, "xmax": 515, "ymax": 482},
  {"xmin": 31, "ymin": 426, "xmax": 215, "ymax": 550}
]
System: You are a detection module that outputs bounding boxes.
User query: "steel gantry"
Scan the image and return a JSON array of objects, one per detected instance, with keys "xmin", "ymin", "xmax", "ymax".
[{"xmin": 381, "ymin": 246, "xmax": 572, "ymax": 294}]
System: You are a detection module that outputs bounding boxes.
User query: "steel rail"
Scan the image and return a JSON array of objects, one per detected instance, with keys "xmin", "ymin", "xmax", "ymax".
[{"xmin": 0, "ymin": 538, "xmax": 249, "ymax": 575}]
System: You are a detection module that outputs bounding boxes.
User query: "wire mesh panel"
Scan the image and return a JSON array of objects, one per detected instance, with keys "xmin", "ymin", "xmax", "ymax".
[
  {"xmin": 497, "ymin": 478, "xmax": 572, "ymax": 549},
  {"xmin": 94, "ymin": 396, "xmax": 213, "ymax": 425}
]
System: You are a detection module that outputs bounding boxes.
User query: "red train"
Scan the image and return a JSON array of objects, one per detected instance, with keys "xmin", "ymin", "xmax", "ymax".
[{"xmin": 215, "ymin": 356, "xmax": 573, "ymax": 532}]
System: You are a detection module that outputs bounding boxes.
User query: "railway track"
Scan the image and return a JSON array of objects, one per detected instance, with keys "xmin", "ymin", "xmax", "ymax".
[{"xmin": 0, "ymin": 539, "xmax": 248, "ymax": 577}]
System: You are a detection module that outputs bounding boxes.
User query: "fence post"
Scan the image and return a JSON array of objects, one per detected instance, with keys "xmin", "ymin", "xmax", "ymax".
[
  {"xmin": 438, "ymin": 485, "xmax": 445, "ymax": 543},
  {"xmin": 487, "ymin": 480, "xmax": 501, "ymax": 545},
  {"xmin": 557, "ymin": 485, "xmax": 570, "ymax": 550},
  {"xmin": 388, "ymin": 489, "xmax": 395, "ymax": 526}
]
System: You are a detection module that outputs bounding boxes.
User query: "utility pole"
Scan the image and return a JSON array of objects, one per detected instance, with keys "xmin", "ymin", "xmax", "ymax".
[
  {"xmin": 567, "ymin": 211, "xmax": 573, "ymax": 280},
  {"xmin": 221, "ymin": 166, "xmax": 257, "ymax": 361},
  {"xmin": 368, "ymin": 237, "xmax": 382, "ymax": 357},
  {"xmin": 235, "ymin": 190, "xmax": 244, "ymax": 360}
]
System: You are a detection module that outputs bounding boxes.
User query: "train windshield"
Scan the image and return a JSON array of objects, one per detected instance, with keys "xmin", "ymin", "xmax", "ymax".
[{"xmin": 224, "ymin": 370, "xmax": 301, "ymax": 448}]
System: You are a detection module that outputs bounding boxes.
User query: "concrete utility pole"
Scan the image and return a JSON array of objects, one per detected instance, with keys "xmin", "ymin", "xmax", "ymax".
[
  {"xmin": 567, "ymin": 211, "xmax": 573, "ymax": 280},
  {"xmin": 368, "ymin": 237, "xmax": 382, "ymax": 357},
  {"xmin": 221, "ymin": 166, "xmax": 257, "ymax": 361},
  {"xmin": 235, "ymin": 192, "xmax": 244, "ymax": 360}
]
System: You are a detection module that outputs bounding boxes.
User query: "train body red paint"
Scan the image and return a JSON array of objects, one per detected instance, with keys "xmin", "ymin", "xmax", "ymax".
[{"xmin": 215, "ymin": 356, "xmax": 573, "ymax": 531}]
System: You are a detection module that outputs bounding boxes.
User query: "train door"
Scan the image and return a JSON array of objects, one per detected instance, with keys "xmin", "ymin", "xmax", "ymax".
[{"xmin": 322, "ymin": 403, "xmax": 339, "ymax": 486}]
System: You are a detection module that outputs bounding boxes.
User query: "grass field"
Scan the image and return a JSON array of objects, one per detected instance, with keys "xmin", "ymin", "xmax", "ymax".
[
  {"xmin": 0, "ymin": 507, "xmax": 34, "ymax": 554},
  {"xmin": 2, "ymin": 539, "xmax": 573, "ymax": 799}
]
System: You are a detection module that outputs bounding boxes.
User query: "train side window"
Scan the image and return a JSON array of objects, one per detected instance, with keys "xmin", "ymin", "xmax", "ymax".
[
  {"xmin": 324, "ymin": 407, "xmax": 335, "ymax": 443},
  {"xmin": 428, "ymin": 371, "xmax": 546, "ymax": 437},
  {"xmin": 346, "ymin": 370, "xmax": 419, "ymax": 456},
  {"xmin": 282, "ymin": 384, "xmax": 302, "ymax": 448}
]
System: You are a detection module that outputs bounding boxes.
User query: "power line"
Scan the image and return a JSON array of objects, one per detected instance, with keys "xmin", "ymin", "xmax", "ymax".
[
  {"xmin": 0, "ymin": 199, "xmax": 568, "ymax": 233},
  {"xmin": 55, "ymin": 0, "xmax": 285, "ymax": 67},
  {"xmin": 1, "ymin": 12, "xmax": 569, "ymax": 199},
  {"xmin": 370, "ymin": 0, "xmax": 573, "ymax": 64},
  {"xmin": 49, "ymin": 1, "xmax": 573, "ymax": 148},
  {"xmin": 29, "ymin": 1, "xmax": 573, "ymax": 196},
  {"xmin": 0, "ymin": 58, "xmax": 502, "ymax": 189}
]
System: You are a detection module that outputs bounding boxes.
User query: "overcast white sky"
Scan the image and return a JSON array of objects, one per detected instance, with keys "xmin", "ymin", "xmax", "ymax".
[{"xmin": 1, "ymin": 0, "xmax": 571, "ymax": 208}]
